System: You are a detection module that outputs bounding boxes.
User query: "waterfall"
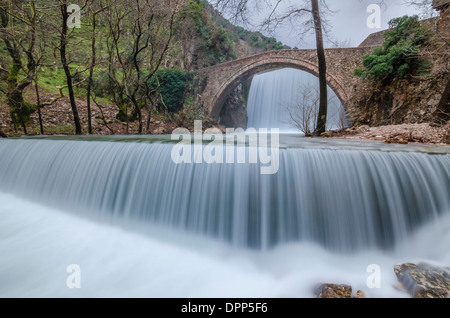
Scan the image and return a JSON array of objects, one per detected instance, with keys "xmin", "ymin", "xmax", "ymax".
[
  {"xmin": 246, "ymin": 68, "xmax": 347, "ymax": 133},
  {"xmin": 0, "ymin": 138, "xmax": 449, "ymax": 253}
]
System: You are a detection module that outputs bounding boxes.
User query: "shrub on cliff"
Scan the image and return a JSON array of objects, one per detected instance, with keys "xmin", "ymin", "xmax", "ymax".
[
  {"xmin": 149, "ymin": 70, "xmax": 189, "ymax": 113},
  {"xmin": 354, "ymin": 15, "xmax": 432, "ymax": 83}
]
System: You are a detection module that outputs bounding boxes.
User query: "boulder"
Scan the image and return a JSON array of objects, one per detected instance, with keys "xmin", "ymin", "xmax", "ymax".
[
  {"xmin": 315, "ymin": 284, "xmax": 353, "ymax": 298},
  {"xmin": 353, "ymin": 290, "xmax": 366, "ymax": 298},
  {"xmin": 394, "ymin": 263, "xmax": 450, "ymax": 298}
]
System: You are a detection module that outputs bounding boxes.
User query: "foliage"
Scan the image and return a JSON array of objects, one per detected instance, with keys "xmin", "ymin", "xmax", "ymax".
[
  {"xmin": 9, "ymin": 100, "xmax": 35, "ymax": 127},
  {"xmin": 116, "ymin": 101, "xmax": 138, "ymax": 122},
  {"xmin": 354, "ymin": 15, "xmax": 432, "ymax": 82},
  {"xmin": 176, "ymin": 0, "xmax": 237, "ymax": 68},
  {"xmin": 150, "ymin": 69, "xmax": 188, "ymax": 113}
]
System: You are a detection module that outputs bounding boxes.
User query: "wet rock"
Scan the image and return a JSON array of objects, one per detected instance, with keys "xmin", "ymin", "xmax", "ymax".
[
  {"xmin": 315, "ymin": 284, "xmax": 353, "ymax": 298},
  {"xmin": 394, "ymin": 263, "xmax": 450, "ymax": 298}
]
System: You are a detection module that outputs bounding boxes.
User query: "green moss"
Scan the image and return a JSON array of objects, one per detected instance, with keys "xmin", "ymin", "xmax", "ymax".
[
  {"xmin": 7, "ymin": 63, "xmax": 20, "ymax": 83},
  {"xmin": 9, "ymin": 100, "xmax": 35, "ymax": 127},
  {"xmin": 355, "ymin": 16, "xmax": 432, "ymax": 82}
]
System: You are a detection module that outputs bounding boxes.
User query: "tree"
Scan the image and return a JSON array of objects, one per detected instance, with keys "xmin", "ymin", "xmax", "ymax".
[
  {"xmin": 311, "ymin": 0, "xmax": 327, "ymax": 135},
  {"xmin": 105, "ymin": 0, "xmax": 182, "ymax": 134},
  {"xmin": 211, "ymin": 0, "xmax": 330, "ymax": 135},
  {"xmin": 285, "ymin": 83, "xmax": 343, "ymax": 136},
  {"xmin": 58, "ymin": 0, "xmax": 86, "ymax": 135},
  {"xmin": 86, "ymin": 1, "xmax": 110, "ymax": 135},
  {"xmin": 0, "ymin": 0, "xmax": 39, "ymax": 135}
]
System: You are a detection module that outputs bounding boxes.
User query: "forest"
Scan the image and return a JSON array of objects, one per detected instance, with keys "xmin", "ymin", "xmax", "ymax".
[{"xmin": 0, "ymin": 0, "xmax": 286, "ymax": 136}]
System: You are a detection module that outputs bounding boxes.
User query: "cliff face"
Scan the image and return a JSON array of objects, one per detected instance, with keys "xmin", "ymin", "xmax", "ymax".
[
  {"xmin": 351, "ymin": 12, "xmax": 450, "ymax": 127},
  {"xmin": 218, "ymin": 81, "xmax": 251, "ymax": 129}
]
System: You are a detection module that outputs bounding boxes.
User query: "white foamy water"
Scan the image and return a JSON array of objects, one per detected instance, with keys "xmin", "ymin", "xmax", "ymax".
[{"xmin": 1, "ymin": 193, "xmax": 449, "ymax": 298}]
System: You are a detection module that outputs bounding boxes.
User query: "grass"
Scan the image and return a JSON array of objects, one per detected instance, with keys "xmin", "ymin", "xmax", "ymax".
[{"xmin": 27, "ymin": 124, "xmax": 75, "ymax": 136}]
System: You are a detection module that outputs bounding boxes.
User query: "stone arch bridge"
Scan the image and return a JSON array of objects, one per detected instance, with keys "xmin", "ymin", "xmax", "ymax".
[{"xmin": 196, "ymin": 47, "xmax": 374, "ymax": 123}]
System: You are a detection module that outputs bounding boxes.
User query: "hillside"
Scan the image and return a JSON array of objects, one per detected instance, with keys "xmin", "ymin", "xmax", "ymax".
[{"xmin": 0, "ymin": 0, "xmax": 287, "ymax": 137}]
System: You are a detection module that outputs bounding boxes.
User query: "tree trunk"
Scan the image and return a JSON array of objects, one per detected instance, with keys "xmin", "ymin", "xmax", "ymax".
[
  {"xmin": 60, "ymin": 1, "xmax": 82, "ymax": 135},
  {"xmin": 7, "ymin": 88, "xmax": 28, "ymax": 135},
  {"xmin": 311, "ymin": 0, "xmax": 328, "ymax": 136}
]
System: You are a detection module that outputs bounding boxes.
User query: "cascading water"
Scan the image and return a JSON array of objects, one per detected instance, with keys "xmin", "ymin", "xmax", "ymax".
[
  {"xmin": 247, "ymin": 68, "xmax": 347, "ymax": 132},
  {"xmin": 0, "ymin": 136, "xmax": 449, "ymax": 297},
  {"xmin": 0, "ymin": 138, "xmax": 449, "ymax": 251}
]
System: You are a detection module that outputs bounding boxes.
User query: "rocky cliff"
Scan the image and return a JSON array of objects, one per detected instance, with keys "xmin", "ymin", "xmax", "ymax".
[{"xmin": 350, "ymin": 11, "xmax": 449, "ymax": 127}]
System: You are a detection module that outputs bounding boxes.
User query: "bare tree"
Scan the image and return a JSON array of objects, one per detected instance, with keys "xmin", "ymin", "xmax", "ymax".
[
  {"xmin": 59, "ymin": 0, "xmax": 88, "ymax": 135},
  {"xmin": 285, "ymin": 84, "xmax": 319, "ymax": 136},
  {"xmin": 285, "ymin": 83, "xmax": 344, "ymax": 135},
  {"xmin": 33, "ymin": 71, "xmax": 65, "ymax": 135},
  {"xmin": 404, "ymin": 0, "xmax": 439, "ymax": 18},
  {"xmin": 86, "ymin": 1, "xmax": 110, "ymax": 135},
  {"xmin": 211, "ymin": 0, "xmax": 330, "ymax": 135},
  {"xmin": 105, "ymin": 0, "xmax": 182, "ymax": 134}
]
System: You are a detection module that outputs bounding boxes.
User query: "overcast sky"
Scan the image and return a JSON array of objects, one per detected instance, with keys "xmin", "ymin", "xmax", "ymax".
[
  {"xmin": 312, "ymin": 0, "xmax": 429, "ymax": 48},
  {"xmin": 213, "ymin": 0, "xmax": 434, "ymax": 48}
]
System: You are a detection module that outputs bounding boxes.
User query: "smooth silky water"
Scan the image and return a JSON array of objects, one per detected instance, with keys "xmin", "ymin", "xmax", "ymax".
[{"xmin": 0, "ymin": 134, "xmax": 449, "ymax": 298}]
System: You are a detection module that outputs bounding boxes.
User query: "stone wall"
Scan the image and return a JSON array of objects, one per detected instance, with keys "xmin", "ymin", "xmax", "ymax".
[{"xmin": 197, "ymin": 47, "xmax": 373, "ymax": 124}]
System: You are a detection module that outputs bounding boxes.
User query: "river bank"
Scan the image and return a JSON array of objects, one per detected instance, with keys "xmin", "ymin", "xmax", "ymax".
[{"xmin": 329, "ymin": 123, "xmax": 450, "ymax": 145}]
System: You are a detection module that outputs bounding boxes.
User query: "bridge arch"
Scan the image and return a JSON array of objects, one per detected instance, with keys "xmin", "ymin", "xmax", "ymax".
[{"xmin": 203, "ymin": 53, "xmax": 349, "ymax": 121}]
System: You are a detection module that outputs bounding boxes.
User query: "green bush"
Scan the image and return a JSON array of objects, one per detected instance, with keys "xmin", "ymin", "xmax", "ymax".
[
  {"xmin": 354, "ymin": 15, "xmax": 432, "ymax": 82},
  {"xmin": 150, "ymin": 69, "xmax": 188, "ymax": 113}
]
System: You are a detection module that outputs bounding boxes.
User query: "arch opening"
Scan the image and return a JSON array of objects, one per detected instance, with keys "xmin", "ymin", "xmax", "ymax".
[{"xmin": 211, "ymin": 59, "xmax": 349, "ymax": 131}]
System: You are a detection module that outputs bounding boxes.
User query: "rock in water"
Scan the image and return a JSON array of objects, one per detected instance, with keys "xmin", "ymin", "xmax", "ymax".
[
  {"xmin": 315, "ymin": 284, "xmax": 353, "ymax": 298},
  {"xmin": 353, "ymin": 290, "xmax": 366, "ymax": 298},
  {"xmin": 394, "ymin": 263, "xmax": 450, "ymax": 298}
]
